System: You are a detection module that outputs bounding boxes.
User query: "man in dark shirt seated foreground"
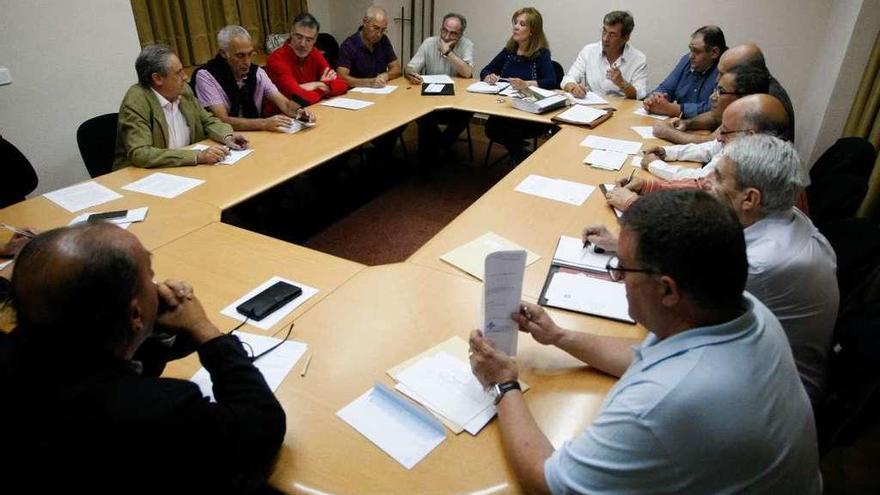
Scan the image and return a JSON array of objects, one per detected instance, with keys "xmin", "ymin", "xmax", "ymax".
[{"xmin": 0, "ymin": 222, "xmax": 285, "ymax": 494}]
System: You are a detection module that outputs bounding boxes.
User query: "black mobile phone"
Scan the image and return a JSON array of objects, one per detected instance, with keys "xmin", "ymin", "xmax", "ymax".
[
  {"xmin": 88, "ymin": 210, "xmax": 128, "ymax": 222},
  {"xmin": 236, "ymin": 281, "xmax": 303, "ymax": 321}
]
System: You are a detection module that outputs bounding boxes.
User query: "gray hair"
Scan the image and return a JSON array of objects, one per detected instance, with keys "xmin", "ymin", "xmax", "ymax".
[
  {"xmin": 603, "ymin": 10, "xmax": 634, "ymax": 37},
  {"xmin": 720, "ymin": 134, "xmax": 809, "ymax": 214},
  {"xmin": 135, "ymin": 44, "xmax": 174, "ymax": 87},
  {"xmin": 364, "ymin": 5, "xmax": 387, "ymax": 22},
  {"xmin": 293, "ymin": 12, "xmax": 320, "ymax": 31},
  {"xmin": 443, "ymin": 12, "xmax": 467, "ymax": 32},
  {"xmin": 217, "ymin": 25, "xmax": 251, "ymax": 52}
]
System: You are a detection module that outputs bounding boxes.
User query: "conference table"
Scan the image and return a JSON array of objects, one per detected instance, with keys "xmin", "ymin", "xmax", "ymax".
[{"xmin": 2, "ymin": 77, "xmax": 675, "ymax": 493}]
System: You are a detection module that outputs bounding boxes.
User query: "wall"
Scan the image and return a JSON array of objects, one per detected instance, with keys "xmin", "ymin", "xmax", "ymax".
[
  {"xmin": 308, "ymin": 0, "xmax": 333, "ymax": 37},
  {"xmin": 0, "ymin": 0, "xmax": 142, "ymax": 194}
]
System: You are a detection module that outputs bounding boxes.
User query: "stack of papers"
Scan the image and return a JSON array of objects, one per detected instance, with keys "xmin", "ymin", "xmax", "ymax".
[
  {"xmin": 631, "ymin": 126, "xmax": 655, "ymax": 139},
  {"xmin": 43, "ymin": 181, "xmax": 122, "ymax": 212},
  {"xmin": 337, "ymin": 383, "xmax": 446, "ymax": 469},
  {"xmin": 191, "ymin": 331, "xmax": 308, "ymax": 400},
  {"xmin": 420, "ymin": 75, "xmax": 454, "ymax": 84},
  {"xmin": 553, "ymin": 235, "xmax": 614, "ymax": 271},
  {"xmin": 320, "ymin": 97, "xmax": 375, "ymax": 110},
  {"xmin": 220, "ymin": 276, "xmax": 318, "ymax": 330},
  {"xmin": 571, "ymin": 92, "xmax": 609, "ymax": 105},
  {"xmin": 543, "ymin": 271, "xmax": 634, "ymax": 323},
  {"xmin": 69, "ymin": 206, "xmax": 149, "ymax": 228},
  {"xmin": 466, "ymin": 81, "xmax": 509, "ymax": 94},
  {"xmin": 554, "ymin": 105, "xmax": 608, "ymax": 125},
  {"xmin": 349, "ymin": 85, "xmax": 398, "ymax": 95},
  {"xmin": 633, "ymin": 108, "xmax": 669, "ymax": 120},
  {"xmin": 122, "ymin": 173, "xmax": 204, "ymax": 199},
  {"xmin": 439, "ymin": 232, "xmax": 540, "ymax": 280},
  {"xmin": 515, "ymin": 174, "xmax": 596, "ymax": 205},
  {"xmin": 190, "ymin": 144, "xmax": 253, "ymax": 165},
  {"xmin": 584, "ymin": 149, "xmax": 628, "ymax": 170},
  {"xmin": 580, "ymin": 135, "xmax": 643, "ymax": 154}
]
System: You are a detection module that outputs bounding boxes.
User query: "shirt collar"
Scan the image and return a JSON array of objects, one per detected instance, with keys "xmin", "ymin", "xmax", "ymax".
[
  {"xmin": 632, "ymin": 295, "xmax": 757, "ymax": 371},
  {"xmin": 744, "ymin": 209, "xmax": 796, "ymax": 244},
  {"xmin": 150, "ymin": 87, "xmax": 176, "ymax": 108},
  {"xmin": 602, "ymin": 42, "xmax": 630, "ymax": 64}
]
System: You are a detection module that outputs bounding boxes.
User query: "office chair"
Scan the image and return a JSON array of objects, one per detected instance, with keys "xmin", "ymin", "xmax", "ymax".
[
  {"xmin": 0, "ymin": 134, "xmax": 39, "ymax": 208},
  {"xmin": 76, "ymin": 113, "xmax": 118, "ymax": 178}
]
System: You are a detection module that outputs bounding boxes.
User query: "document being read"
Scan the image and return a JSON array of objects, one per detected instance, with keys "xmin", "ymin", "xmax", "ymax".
[
  {"xmin": 482, "ymin": 250, "xmax": 526, "ymax": 356},
  {"xmin": 337, "ymin": 383, "xmax": 446, "ymax": 469}
]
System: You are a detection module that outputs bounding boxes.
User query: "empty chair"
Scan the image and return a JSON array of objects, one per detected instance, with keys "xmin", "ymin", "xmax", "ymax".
[
  {"xmin": 807, "ymin": 137, "xmax": 876, "ymax": 226},
  {"xmin": 77, "ymin": 113, "xmax": 118, "ymax": 178}
]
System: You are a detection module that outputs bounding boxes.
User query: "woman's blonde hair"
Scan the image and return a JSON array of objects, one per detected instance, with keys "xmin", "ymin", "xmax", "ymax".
[{"xmin": 505, "ymin": 7, "xmax": 549, "ymax": 59}]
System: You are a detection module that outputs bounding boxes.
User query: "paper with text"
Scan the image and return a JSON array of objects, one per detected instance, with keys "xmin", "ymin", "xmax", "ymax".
[
  {"xmin": 482, "ymin": 250, "xmax": 526, "ymax": 356},
  {"xmin": 584, "ymin": 149, "xmax": 628, "ymax": 171},
  {"xmin": 440, "ymin": 232, "xmax": 540, "ymax": 281},
  {"xmin": 337, "ymin": 383, "xmax": 446, "ymax": 469},
  {"xmin": 191, "ymin": 331, "xmax": 307, "ymax": 400},
  {"xmin": 545, "ymin": 271, "xmax": 634, "ymax": 322},
  {"xmin": 421, "ymin": 75, "xmax": 454, "ymax": 84},
  {"xmin": 220, "ymin": 276, "xmax": 318, "ymax": 330},
  {"xmin": 580, "ymin": 135, "xmax": 643, "ymax": 155},
  {"xmin": 320, "ymin": 97, "xmax": 375, "ymax": 110},
  {"xmin": 122, "ymin": 173, "xmax": 204, "ymax": 199},
  {"xmin": 514, "ymin": 174, "xmax": 595, "ymax": 206},
  {"xmin": 43, "ymin": 182, "xmax": 122, "ymax": 212},
  {"xmin": 349, "ymin": 85, "xmax": 398, "ymax": 95}
]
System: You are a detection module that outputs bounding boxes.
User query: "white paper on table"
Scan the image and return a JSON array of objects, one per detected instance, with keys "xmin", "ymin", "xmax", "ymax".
[
  {"xmin": 554, "ymin": 235, "xmax": 614, "ymax": 271},
  {"xmin": 420, "ymin": 74, "xmax": 454, "ymax": 84},
  {"xmin": 0, "ymin": 260, "xmax": 12, "ymax": 271},
  {"xmin": 514, "ymin": 174, "xmax": 595, "ymax": 206},
  {"xmin": 394, "ymin": 383, "xmax": 497, "ymax": 436},
  {"xmin": 580, "ymin": 135, "xmax": 643, "ymax": 155},
  {"xmin": 122, "ymin": 172, "xmax": 204, "ymax": 199},
  {"xmin": 584, "ymin": 149, "xmax": 628, "ymax": 171},
  {"xmin": 439, "ymin": 232, "xmax": 540, "ymax": 281},
  {"xmin": 498, "ymin": 86, "xmax": 519, "ymax": 96},
  {"xmin": 555, "ymin": 105, "xmax": 608, "ymax": 124},
  {"xmin": 571, "ymin": 91, "xmax": 609, "ymax": 105},
  {"xmin": 482, "ymin": 250, "xmax": 526, "ymax": 356},
  {"xmin": 466, "ymin": 81, "xmax": 509, "ymax": 94},
  {"xmin": 189, "ymin": 144, "xmax": 254, "ymax": 165},
  {"xmin": 424, "ymin": 83, "xmax": 445, "ymax": 93},
  {"xmin": 528, "ymin": 86, "xmax": 558, "ymax": 98},
  {"xmin": 43, "ymin": 181, "xmax": 123, "ymax": 213},
  {"xmin": 631, "ymin": 126, "xmax": 655, "ymax": 139},
  {"xmin": 631, "ymin": 156, "xmax": 643, "ymax": 168},
  {"xmin": 337, "ymin": 383, "xmax": 446, "ymax": 469},
  {"xmin": 279, "ymin": 119, "xmax": 317, "ymax": 134},
  {"xmin": 219, "ymin": 275, "xmax": 318, "ymax": 330},
  {"xmin": 69, "ymin": 206, "xmax": 148, "ymax": 226},
  {"xmin": 395, "ymin": 351, "xmax": 495, "ymax": 427},
  {"xmin": 319, "ymin": 97, "xmax": 375, "ymax": 110},
  {"xmin": 349, "ymin": 85, "xmax": 398, "ymax": 95},
  {"xmin": 633, "ymin": 107, "xmax": 669, "ymax": 120},
  {"xmin": 602, "ymin": 184, "xmax": 625, "ymax": 218},
  {"xmin": 190, "ymin": 331, "xmax": 307, "ymax": 401},
  {"xmin": 544, "ymin": 271, "xmax": 635, "ymax": 323}
]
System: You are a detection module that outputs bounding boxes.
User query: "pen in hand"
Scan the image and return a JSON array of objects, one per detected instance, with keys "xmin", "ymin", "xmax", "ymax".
[{"xmin": 620, "ymin": 168, "xmax": 637, "ymax": 187}]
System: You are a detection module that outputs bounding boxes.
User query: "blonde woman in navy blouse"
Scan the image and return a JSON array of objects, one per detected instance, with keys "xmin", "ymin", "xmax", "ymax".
[{"xmin": 480, "ymin": 7, "xmax": 556, "ymax": 164}]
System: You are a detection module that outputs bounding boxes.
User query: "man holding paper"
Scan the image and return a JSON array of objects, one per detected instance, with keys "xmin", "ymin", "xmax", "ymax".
[
  {"xmin": 405, "ymin": 12, "xmax": 475, "ymax": 170},
  {"xmin": 114, "ymin": 44, "xmax": 250, "ymax": 170},
  {"xmin": 0, "ymin": 222, "xmax": 286, "ymax": 493},
  {"xmin": 469, "ymin": 190, "xmax": 820, "ymax": 494}
]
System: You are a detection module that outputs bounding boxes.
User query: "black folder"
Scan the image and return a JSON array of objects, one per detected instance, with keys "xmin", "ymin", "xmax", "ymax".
[{"xmin": 421, "ymin": 82, "xmax": 455, "ymax": 96}]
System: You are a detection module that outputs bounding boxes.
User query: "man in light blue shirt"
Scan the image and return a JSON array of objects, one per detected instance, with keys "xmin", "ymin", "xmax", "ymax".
[
  {"xmin": 469, "ymin": 189, "xmax": 821, "ymax": 494},
  {"xmin": 643, "ymin": 26, "xmax": 726, "ymax": 118}
]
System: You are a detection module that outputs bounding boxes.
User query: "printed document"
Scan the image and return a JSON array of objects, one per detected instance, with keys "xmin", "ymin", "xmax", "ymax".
[
  {"xmin": 349, "ymin": 85, "xmax": 398, "ymax": 95},
  {"xmin": 514, "ymin": 174, "xmax": 595, "ymax": 206},
  {"xmin": 482, "ymin": 250, "xmax": 526, "ymax": 356},
  {"xmin": 633, "ymin": 107, "xmax": 669, "ymax": 120},
  {"xmin": 424, "ymin": 83, "xmax": 445, "ymax": 93},
  {"xmin": 631, "ymin": 126, "xmax": 655, "ymax": 139},
  {"xmin": 466, "ymin": 81, "xmax": 510, "ymax": 94},
  {"xmin": 584, "ymin": 149, "xmax": 628, "ymax": 171},
  {"xmin": 420, "ymin": 74, "xmax": 454, "ymax": 84},
  {"xmin": 580, "ymin": 135, "xmax": 643, "ymax": 155},
  {"xmin": 544, "ymin": 271, "xmax": 634, "ymax": 323},
  {"xmin": 121, "ymin": 173, "xmax": 204, "ymax": 199},
  {"xmin": 337, "ymin": 383, "xmax": 446, "ymax": 469},
  {"xmin": 320, "ymin": 97, "xmax": 375, "ymax": 110},
  {"xmin": 555, "ymin": 104, "xmax": 608, "ymax": 124},
  {"xmin": 43, "ymin": 181, "xmax": 122, "ymax": 212}
]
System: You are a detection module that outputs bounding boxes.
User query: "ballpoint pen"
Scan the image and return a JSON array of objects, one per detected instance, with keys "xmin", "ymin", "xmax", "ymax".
[{"xmin": 620, "ymin": 168, "xmax": 637, "ymax": 187}]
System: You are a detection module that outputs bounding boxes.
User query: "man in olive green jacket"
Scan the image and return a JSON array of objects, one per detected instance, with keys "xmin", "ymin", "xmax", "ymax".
[{"xmin": 113, "ymin": 44, "xmax": 249, "ymax": 170}]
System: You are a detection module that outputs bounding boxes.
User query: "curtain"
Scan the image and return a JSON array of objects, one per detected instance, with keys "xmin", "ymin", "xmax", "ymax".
[
  {"xmin": 130, "ymin": 0, "xmax": 308, "ymax": 66},
  {"xmin": 843, "ymin": 28, "xmax": 880, "ymax": 219}
]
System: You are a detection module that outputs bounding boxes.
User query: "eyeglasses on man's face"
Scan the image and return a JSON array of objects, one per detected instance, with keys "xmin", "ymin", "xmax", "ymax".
[{"xmin": 605, "ymin": 256, "xmax": 658, "ymax": 282}]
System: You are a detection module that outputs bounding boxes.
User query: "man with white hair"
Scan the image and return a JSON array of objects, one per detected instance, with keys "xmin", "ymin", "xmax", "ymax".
[
  {"xmin": 193, "ymin": 25, "xmax": 314, "ymax": 132},
  {"xmin": 337, "ymin": 5, "xmax": 402, "ymax": 88},
  {"xmin": 588, "ymin": 135, "xmax": 839, "ymax": 405}
]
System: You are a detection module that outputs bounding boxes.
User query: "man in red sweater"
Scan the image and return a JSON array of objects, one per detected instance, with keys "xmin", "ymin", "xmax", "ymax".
[{"xmin": 266, "ymin": 13, "xmax": 348, "ymax": 106}]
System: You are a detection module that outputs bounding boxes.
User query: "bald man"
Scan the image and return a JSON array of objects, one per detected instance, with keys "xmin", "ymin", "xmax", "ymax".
[
  {"xmin": 654, "ymin": 43, "xmax": 795, "ymax": 144},
  {"xmin": 0, "ymin": 223, "xmax": 285, "ymax": 494}
]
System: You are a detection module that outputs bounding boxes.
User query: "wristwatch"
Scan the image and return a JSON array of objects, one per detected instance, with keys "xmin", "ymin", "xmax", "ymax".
[{"xmin": 490, "ymin": 380, "xmax": 521, "ymax": 405}]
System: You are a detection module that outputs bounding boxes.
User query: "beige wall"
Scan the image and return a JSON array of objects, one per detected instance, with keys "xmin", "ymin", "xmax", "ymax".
[
  {"xmin": 0, "ymin": 0, "xmax": 142, "ymax": 194},
  {"xmin": 308, "ymin": 0, "xmax": 334, "ymax": 37}
]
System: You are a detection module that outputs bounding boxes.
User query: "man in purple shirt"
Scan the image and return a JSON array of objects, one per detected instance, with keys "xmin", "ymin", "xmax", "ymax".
[
  {"xmin": 337, "ymin": 6, "xmax": 402, "ymax": 88},
  {"xmin": 643, "ymin": 26, "xmax": 726, "ymax": 118},
  {"xmin": 193, "ymin": 25, "xmax": 315, "ymax": 132}
]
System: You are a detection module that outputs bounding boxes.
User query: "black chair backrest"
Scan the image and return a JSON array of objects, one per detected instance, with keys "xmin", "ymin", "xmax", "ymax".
[
  {"xmin": 316, "ymin": 33, "xmax": 340, "ymax": 69},
  {"xmin": 76, "ymin": 113, "xmax": 118, "ymax": 178},
  {"xmin": 807, "ymin": 137, "xmax": 877, "ymax": 226},
  {"xmin": 0, "ymin": 135, "xmax": 39, "ymax": 208},
  {"xmin": 551, "ymin": 60, "xmax": 564, "ymax": 88}
]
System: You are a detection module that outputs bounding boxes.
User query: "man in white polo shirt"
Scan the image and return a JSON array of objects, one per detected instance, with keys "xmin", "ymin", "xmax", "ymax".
[{"xmin": 469, "ymin": 189, "xmax": 821, "ymax": 494}]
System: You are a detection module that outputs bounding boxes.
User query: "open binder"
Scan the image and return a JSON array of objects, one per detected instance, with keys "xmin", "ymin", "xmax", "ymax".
[{"xmin": 538, "ymin": 236, "xmax": 636, "ymax": 323}]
